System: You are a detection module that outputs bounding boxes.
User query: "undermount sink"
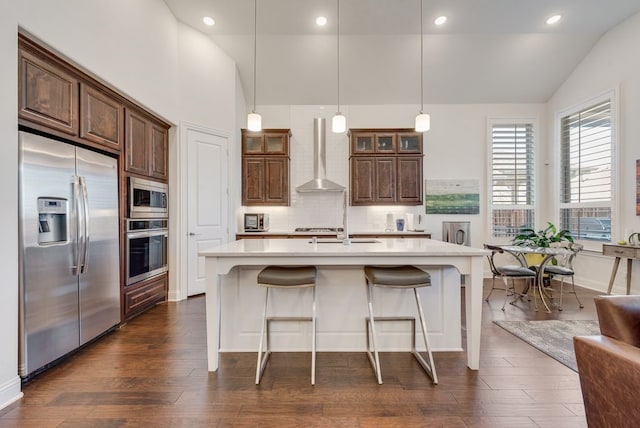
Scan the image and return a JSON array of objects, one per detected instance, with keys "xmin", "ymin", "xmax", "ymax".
[{"xmin": 309, "ymin": 238, "xmax": 380, "ymax": 244}]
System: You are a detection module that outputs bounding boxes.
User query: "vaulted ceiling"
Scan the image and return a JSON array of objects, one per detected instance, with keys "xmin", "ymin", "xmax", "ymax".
[{"xmin": 164, "ymin": 0, "xmax": 640, "ymax": 105}]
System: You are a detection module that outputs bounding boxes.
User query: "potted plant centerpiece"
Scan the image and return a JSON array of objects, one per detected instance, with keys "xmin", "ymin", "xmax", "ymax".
[
  {"xmin": 512, "ymin": 222, "xmax": 574, "ymax": 267},
  {"xmin": 513, "ymin": 222, "xmax": 574, "ymax": 248}
]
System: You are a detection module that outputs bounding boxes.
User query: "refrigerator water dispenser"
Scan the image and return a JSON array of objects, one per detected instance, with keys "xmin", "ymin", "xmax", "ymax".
[{"xmin": 37, "ymin": 197, "xmax": 67, "ymax": 244}]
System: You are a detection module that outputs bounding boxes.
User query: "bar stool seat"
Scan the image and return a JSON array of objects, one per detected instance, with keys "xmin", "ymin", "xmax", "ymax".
[
  {"xmin": 364, "ymin": 265, "xmax": 438, "ymax": 385},
  {"xmin": 256, "ymin": 265, "xmax": 317, "ymax": 385}
]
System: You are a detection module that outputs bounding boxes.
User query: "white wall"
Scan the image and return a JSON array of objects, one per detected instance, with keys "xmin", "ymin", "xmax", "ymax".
[
  {"xmin": 547, "ymin": 12, "xmax": 640, "ymax": 293},
  {"xmin": 238, "ymin": 103, "xmax": 546, "ymax": 249},
  {"xmin": 0, "ymin": 0, "xmax": 22, "ymax": 410},
  {"xmin": 0, "ymin": 0, "xmax": 239, "ymax": 408}
]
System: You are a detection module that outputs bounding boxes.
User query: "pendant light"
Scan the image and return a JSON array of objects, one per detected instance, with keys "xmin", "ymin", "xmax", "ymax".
[
  {"xmin": 331, "ymin": 0, "xmax": 346, "ymax": 133},
  {"xmin": 415, "ymin": 0, "xmax": 430, "ymax": 132},
  {"xmin": 247, "ymin": 0, "xmax": 262, "ymax": 131}
]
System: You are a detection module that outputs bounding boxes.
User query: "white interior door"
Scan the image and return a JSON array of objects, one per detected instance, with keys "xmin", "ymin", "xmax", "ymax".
[{"xmin": 186, "ymin": 127, "xmax": 229, "ymax": 296}]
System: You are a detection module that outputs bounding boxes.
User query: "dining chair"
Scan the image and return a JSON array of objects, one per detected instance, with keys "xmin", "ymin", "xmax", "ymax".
[
  {"xmin": 484, "ymin": 244, "xmax": 538, "ymax": 311},
  {"xmin": 540, "ymin": 243, "xmax": 584, "ymax": 311}
]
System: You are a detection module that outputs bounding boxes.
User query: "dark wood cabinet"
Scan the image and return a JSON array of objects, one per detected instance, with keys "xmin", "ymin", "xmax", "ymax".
[
  {"xmin": 351, "ymin": 157, "xmax": 397, "ymax": 205},
  {"xmin": 397, "ymin": 156, "xmax": 422, "ymax": 203},
  {"xmin": 19, "ymin": 34, "xmax": 171, "ymax": 324},
  {"xmin": 125, "ymin": 109, "xmax": 148, "ymax": 175},
  {"xmin": 19, "ymin": 48, "xmax": 79, "ymax": 136},
  {"xmin": 80, "ymin": 84, "xmax": 124, "ymax": 150},
  {"xmin": 124, "ymin": 274, "xmax": 167, "ymax": 321},
  {"xmin": 150, "ymin": 123, "xmax": 168, "ymax": 179},
  {"xmin": 125, "ymin": 108, "xmax": 168, "ymax": 181},
  {"xmin": 349, "ymin": 129, "xmax": 423, "ymax": 206},
  {"xmin": 242, "ymin": 129, "xmax": 290, "ymax": 206}
]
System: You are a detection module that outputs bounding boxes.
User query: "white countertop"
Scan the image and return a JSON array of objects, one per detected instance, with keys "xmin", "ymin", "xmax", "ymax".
[
  {"xmin": 200, "ymin": 237, "xmax": 487, "ymax": 258},
  {"xmin": 236, "ymin": 230, "xmax": 431, "ymax": 235}
]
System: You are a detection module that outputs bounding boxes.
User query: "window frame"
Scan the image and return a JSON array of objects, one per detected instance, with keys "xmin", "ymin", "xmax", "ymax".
[
  {"xmin": 554, "ymin": 89, "xmax": 619, "ymax": 251},
  {"xmin": 487, "ymin": 117, "xmax": 538, "ymax": 240}
]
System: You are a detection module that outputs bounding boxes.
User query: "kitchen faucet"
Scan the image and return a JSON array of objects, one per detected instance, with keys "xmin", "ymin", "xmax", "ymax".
[{"xmin": 341, "ymin": 190, "xmax": 351, "ymax": 245}]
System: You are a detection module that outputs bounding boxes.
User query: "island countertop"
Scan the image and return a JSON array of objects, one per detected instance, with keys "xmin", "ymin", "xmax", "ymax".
[
  {"xmin": 200, "ymin": 238, "xmax": 488, "ymax": 373},
  {"xmin": 201, "ymin": 237, "xmax": 484, "ymax": 258},
  {"xmin": 234, "ymin": 231, "xmax": 433, "ymax": 239}
]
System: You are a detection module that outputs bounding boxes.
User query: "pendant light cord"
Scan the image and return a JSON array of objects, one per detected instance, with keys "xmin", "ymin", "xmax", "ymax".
[
  {"xmin": 336, "ymin": 0, "xmax": 341, "ymax": 113},
  {"xmin": 252, "ymin": 0, "xmax": 257, "ymax": 114},
  {"xmin": 419, "ymin": 0, "xmax": 424, "ymax": 114}
]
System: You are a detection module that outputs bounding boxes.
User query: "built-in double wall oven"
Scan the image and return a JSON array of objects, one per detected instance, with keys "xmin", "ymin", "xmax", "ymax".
[
  {"xmin": 126, "ymin": 218, "xmax": 168, "ymax": 285},
  {"xmin": 126, "ymin": 177, "xmax": 169, "ymax": 285}
]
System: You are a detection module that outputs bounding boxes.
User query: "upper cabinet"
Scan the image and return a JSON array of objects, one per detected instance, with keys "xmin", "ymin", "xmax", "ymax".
[
  {"xmin": 125, "ymin": 108, "xmax": 168, "ymax": 181},
  {"xmin": 349, "ymin": 129, "xmax": 423, "ymax": 206},
  {"xmin": 242, "ymin": 129, "xmax": 291, "ymax": 206},
  {"xmin": 80, "ymin": 84, "xmax": 124, "ymax": 151},
  {"xmin": 242, "ymin": 130, "xmax": 289, "ymax": 155},
  {"xmin": 19, "ymin": 48, "xmax": 79, "ymax": 136},
  {"xmin": 351, "ymin": 130, "xmax": 422, "ymax": 155}
]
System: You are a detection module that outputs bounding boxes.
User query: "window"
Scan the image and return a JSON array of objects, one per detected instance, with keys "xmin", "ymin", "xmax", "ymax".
[
  {"xmin": 559, "ymin": 97, "xmax": 613, "ymax": 242},
  {"xmin": 489, "ymin": 121, "xmax": 535, "ymax": 237}
]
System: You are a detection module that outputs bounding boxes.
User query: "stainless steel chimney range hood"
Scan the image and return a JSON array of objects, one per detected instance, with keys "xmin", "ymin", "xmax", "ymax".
[{"xmin": 296, "ymin": 117, "xmax": 346, "ymax": 193}]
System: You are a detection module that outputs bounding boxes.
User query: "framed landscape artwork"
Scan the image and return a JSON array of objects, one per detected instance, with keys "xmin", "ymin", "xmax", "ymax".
[{"xmin": 425, "ymin": 179, "xmax": 480, "ymax": 214}]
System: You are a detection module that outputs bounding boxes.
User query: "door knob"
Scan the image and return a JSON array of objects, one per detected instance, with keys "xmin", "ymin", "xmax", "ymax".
[{"xmin": 189, "ymin": 232, "xmax": 196, "ymax": 236}]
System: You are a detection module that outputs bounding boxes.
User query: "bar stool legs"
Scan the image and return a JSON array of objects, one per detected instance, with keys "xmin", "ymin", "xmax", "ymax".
[
  {"xmin": 364, "ymin": 266, "xmax": 438, "ymax": 385},
  {"xmin": 255, "ymin": 266, "xmax": 317, "ymax": 385},
  {"xmin": 412, "ymin": 287, "xmax": 438, "ymax": 383},
  {"xmin": 365, "ymin": 282, "xmax": 383, "ymax": 384}
]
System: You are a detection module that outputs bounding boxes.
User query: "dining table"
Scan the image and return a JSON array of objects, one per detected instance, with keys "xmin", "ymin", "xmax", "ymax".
[{"xmin": 496, "ymin": 244, "xmax": 574, "ymax": 312}]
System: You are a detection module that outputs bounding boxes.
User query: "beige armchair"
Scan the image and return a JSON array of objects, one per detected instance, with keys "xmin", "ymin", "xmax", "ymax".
[{"xmin": 574, "ymin": 295, "xmax": 640, "ymax": 427}]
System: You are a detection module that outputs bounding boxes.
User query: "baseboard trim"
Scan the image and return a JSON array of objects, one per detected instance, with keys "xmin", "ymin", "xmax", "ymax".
[{"xmin": 0, "ymin": 375, "xmax": 23, "ymax": 411}]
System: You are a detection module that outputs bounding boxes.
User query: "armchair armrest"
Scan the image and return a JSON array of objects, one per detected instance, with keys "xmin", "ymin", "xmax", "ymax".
[
  {"xmin": 574, "ymin": 335, "xmax": 640, "ymax": 427},
  {"xmin": 595, "ymin": 295, "xmax": 640, "ymax": 347}
]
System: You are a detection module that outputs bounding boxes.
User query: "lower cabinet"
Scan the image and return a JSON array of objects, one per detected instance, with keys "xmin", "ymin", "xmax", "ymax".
[{"xmin": 124, "ymin": 274, "xmax": 168, "ymax": 321}]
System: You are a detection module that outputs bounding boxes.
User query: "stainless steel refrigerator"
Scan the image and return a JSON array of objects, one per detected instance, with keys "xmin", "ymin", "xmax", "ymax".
[{"xmin": 18, "ymin": 131, "xmax": 120, "ymax": 378}]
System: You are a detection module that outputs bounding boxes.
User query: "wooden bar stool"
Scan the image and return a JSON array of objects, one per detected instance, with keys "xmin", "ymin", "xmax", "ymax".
[
  {"xmin": 256, "ymin": 265, "xmax": 317, "ymax": 385},
  {"xmin": 363, "ymin": 265, "xmax": 438, "ymax": 385}
]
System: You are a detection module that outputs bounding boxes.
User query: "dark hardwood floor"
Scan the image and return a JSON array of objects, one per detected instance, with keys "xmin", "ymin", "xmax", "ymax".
[{"xmin": 0, "ymin": 280, "xmax": 600, "ymax": 427}]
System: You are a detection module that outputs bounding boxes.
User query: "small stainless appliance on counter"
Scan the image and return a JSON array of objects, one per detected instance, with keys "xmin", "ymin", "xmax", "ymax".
[
  {"xmin": 244, "ymin": 213, "xmax": 269, "ymax": 231},
  {"xmin": 442, "ymin": 221, "xmax": 471, "ymax": 246}
]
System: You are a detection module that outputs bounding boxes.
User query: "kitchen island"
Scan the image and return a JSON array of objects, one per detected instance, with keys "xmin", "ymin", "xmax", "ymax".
[{"xmin": 200, "ymin": 238, "xmax": 488, "ymax": 372}]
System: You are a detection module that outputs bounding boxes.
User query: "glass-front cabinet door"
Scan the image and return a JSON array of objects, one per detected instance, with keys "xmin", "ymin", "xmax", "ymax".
[
  {"xmin": 243, "ymin": 135, "xmax": 263, "ymax": 154},
  {"xmin": 375, "ymin": 134, "xmax": 396, "ymax": 153},
  {"xmin": 397, "ymin": 132, "xmax": 422, "ymax": 153},
  {"xmin": 264, "ymin": 134, "xmax": 288, "ymax": 154},
  {"xmin": 352, "ymin": 133, "xmax": 375, "ymax": 153}
]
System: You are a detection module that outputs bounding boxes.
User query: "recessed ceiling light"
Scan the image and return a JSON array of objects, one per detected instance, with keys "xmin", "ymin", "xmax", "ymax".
[
  {"xmin": 316, "ymin": 16, "xmax": 328, "ymax": 26},
  {"xmin": 546, "ymin": 15, "xmax": 562, "ymax": 25},
  {"xmin": 434, "ymin": 16, "xmax": 447, "ymax": 26},
  {"xmin": 203, "ymin": 16, "xmax": 215, "ymax": 26}
]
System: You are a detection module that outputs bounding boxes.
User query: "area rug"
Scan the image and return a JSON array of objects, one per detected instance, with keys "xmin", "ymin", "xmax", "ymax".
[{"xmin": 494, "ymin": 319, "xmax": 600, "ymax": 372}]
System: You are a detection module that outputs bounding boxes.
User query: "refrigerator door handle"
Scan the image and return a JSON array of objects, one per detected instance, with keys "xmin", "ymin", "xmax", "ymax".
[
  {"xmin": 72, "ymin": 176, "xmax": 82, "ymax": 276},
  {"xmin": 79, "ymin": 176, "xmax": 90, "ymax": 274}
]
